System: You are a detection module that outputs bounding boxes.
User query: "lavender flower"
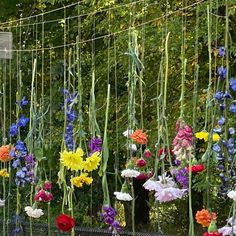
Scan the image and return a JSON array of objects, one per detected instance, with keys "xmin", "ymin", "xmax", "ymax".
[
  {"xmin": 17, "ymin": 115, "xmax": 29, "ymax": 127},
  {"xmin": 217, "ymin": 66, "xmax": 227, "ymax": 80},
  {"xmin": 88, "ymin": 137, "xmax": 103, "ymax": 154},
  {"xmin": 175, "ymin": 168, "xmax": 188, "ymax": 189}
]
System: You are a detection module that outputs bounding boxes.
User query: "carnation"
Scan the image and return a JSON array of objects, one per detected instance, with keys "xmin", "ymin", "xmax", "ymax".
[
  {"xmin": 25, "ymin": 206, "xmax": 44, "ymax": 218},
  {"xmin": 121, "ymin": 169, "xmax": 140, "ymax": 178},
  {"xmin": 154, "ymin": 187, "xmax": 186, "ymax": 203},
  {"xmin": 114, "ymin": 192, "xmax": 132, "ymax": 201}
]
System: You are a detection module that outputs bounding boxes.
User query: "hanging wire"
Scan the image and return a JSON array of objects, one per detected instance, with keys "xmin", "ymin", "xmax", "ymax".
[{"xmin": 0, "ymin": 0, "xmax": 206, "ymax": 53}]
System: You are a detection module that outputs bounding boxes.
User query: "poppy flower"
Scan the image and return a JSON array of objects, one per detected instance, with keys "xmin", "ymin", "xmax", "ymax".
[
  {"xmin": 0, "ymin": 145, "xmax": 14, "ymax": 162},
  {"xmin": 129, "ymin": 129, "xmax": 148, "ymax": 145},
  {"xmin": 55, "ymin": 214, "xmax": 75, "ymax": 232},
  {"xmin": 187, "ymin": 164, "xmax": 205, "ymax": 173}
]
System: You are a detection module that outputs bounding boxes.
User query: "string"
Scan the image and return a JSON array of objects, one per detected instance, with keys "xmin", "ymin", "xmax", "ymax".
[{"xmin": 0, "ymin": 0, "xmax": 206, "ymax": 53}]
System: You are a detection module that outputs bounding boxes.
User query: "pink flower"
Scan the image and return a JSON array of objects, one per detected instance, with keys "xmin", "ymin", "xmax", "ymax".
[
  {"xmin": 43, "ymin": 182, "xmax": 52, "ymax": 190},
  {"xmin": 143, "ymin": 149, "xmax": 152, "ymax": 158},
  {"xmin": 136, "ymin": 172, "xmax": 148, "ymax": 180},
  {"xmin": 154, "ymin": 187, "xmax": 186, "ymax": 203},
  {"xmin": 143, "ymin": 179, "xmax": 159, "ymax": 191},
  {"xmin": 136, "ymin": 158, "xmax": 146, "ymax": 167},
  {"xmin": 34, "ymin": 189, "xmax": 53, "ymax": 202}
]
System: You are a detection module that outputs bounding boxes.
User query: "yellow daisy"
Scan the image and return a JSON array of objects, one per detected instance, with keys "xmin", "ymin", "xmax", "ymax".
[
  {"xmin": 0, "ymin": 169, "xmax": 9, "ymax": 177},
  {"xmin": 212, "ymin": 133, "xmax": 220, "ymax": 142},
  {"xmin": 83, "ymin": 152, "xmax": 101, "ymax": 172},
  {"xmin": 60, "ymin": 148, "xmax": 84, "ymax": 171},
  {"xmin": 71, "ymin": 173, "xmax": 93, "ymax": 188}
]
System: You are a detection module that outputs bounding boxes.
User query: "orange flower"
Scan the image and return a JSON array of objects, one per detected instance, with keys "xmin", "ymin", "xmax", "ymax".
[
  {"xmin": 195, "ymin": 209, "xmax": 217, "ymax": 227},
  {"xmin": 129, "ymin": 129, "xmax": 148, "ymax": 145},
  {"xmin": 0, "ymin": 145, "xmax": 14, "ymax": 162}
]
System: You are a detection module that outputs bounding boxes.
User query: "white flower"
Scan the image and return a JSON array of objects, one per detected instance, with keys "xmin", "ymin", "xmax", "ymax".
[
  {"xmin": 121, "ymin": 169, "xmax": 140, "ymax": 178},
  {"xmin": 25, "ymin": 206, "xmax": 44, "ymax": 218},
  {"xmin": 157, "ymin": 173, "xmax": 176, "ymax": 189},
  {"xmin": 0, "ymin": 199, "xmax": 5, "ymax": 207},
  {"xmin": 227, "ymin": 216, "xmax": 236, "ymax": 226},
  {"xmin": 128, "ymin": 144, "xmax": 137, "ymax": 152},
  {"xmin": 218, "ymin": 226, "xmax": 236, "ymax": 236},
  {"xmin": 122, "ymin": 129, "xmax": 133, "ymax": 137},
  {"xmin": 154, "ymin": 187, "xmax": 187, "ymax": 203},
  {"xmin": 114, "ymin": 192, "xmax": 132, "ymax": 201},
  {"xmin": 227, "ymin": 190, "xmax": 236, "ymax": 201},
  {"xmin": 143, "ymin": 179, "xmax": 159, "ymax": 191}
]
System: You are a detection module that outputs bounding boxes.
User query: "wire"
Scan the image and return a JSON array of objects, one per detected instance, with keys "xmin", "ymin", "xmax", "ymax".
[{"xmin": 0, "ymin": 0, "xmax": 206, "ymax": 53}]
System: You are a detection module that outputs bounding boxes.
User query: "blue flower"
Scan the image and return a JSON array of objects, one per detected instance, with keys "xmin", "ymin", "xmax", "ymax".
[
  {"xmin": 214, "ymin": 91, "xmax": 224, "ymax": 101},
  {"xmin": 230, "ymin": 77, "xmax": 236, "ymax": 92},
  {"xmin": 229, "ymin": 127, "xmax": 235, "ymax": 135},
  {"xmin": 12, "ymin": 159, "xmax": 20, "ymax": 169},
  {"xmin": 9, "ymin": 123, "xmax": 18, "ymax": 137},
  {"xmin": 220, "ymin": 103, "xmax": 226, "ymax": 111},
  {"xmin": 229, "ymin": 102, "xmax": 236, "ymax": 114},
  {"xmin": 218, "ymin": 47, "xmax": 225, "ymax": 57},
  {"xmin": 223, "ymin": 91, "xmax": 232, "ymax": 99},
  {"xmin": 212, "ymin": 143, "xmax": 221, "ymax": 153},
  {"xmin": 217, "ymin": 66, "xmax": 227, "ymax": 80},
  {"xmin": 16, "ymin": 96, "xmax": 28, "ymax": 108},
  {"xmin": 218, "ymin": 116, "xmax": 225, "ymax": 126},
  {"xmin": 66, "ymin": 110, "xmax": 77, "ymax": 122},
  {"xmin": 17, "ymin": 115, "xmax": 29, "ymax": 127}
]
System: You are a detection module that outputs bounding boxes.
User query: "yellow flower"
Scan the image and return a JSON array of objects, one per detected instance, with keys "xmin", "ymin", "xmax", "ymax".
[
  {"xmin": 60, "ymin": 148, "xmax": 85, "ymax": 171},
  {"xmin": 195, "ymin": 131, "xmax": 220, "ymax": 142},
  {"xmin": 195, "ymin": 131, "xmax": 209, "ymax": 142},
  {"xmin": 83, "ymin": 152, "xmax": 101, "ymax": 172},
  {"xmin": 0, "ymin": 169, "xmax": 9, "ymax": 177},
  {"xmin": 212, "ymin": 133, "xmax": 220, "ymax": 142},
  {"xmin": 71, "ymin": 173, "xmax": 93, "ymax": 188}
]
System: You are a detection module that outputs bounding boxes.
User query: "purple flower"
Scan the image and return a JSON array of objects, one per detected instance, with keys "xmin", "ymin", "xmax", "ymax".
[
  {"xmin": 16, "ymin": 96, "xmax": 28, "ymax": 108},
  {"xmin": 17, "ymin": 115, "xmax": 29, "ymax": 127},
  {"xmin": 229, "ymin": 102, "xmax": 236, "ymax": 114},
  {"xmin": 219, "ymin": 103, "xmax": 226, "ymax": 111},
  {"xmin": 229, "ymin": 127, "xmax": 235, "ymax": 135},
  {"xmin": 12, "ymin": 159, "xmax": 21, "ymax": 169},
  {"xmin": 217, "ymin": 66, "xmax": 227, "ymax": 80},
  {"xmin": 218, "ymin": 47, "xmax": 225, "ymax": 57},
  {"xmin": 66, "ymin": 109, "xmax": 77, "ymax": 122},
  {"xmin": 9, "ymin": 123, "xmax": 18, "ymax": 137},
  {"xmin": 230, "ymin": 77, "xmax": 236, "ymax": 92},
  {"xmin": 175, "ymin": 168, "xmax": 188, "ymax": 189},
  {"xmin": 218, "ymin": 116, "xmax": 225, "ymax": 126},
  {"xmin": 15, "ymin": 140, "xmax": 27, "ymax": 157},
  {"xmin": 88, "ymin": 137, "xmax": 102, "ymax": 154},
  {"xmin": 223, "ymin": 91, "xmax": 232, "ymax": 99}
]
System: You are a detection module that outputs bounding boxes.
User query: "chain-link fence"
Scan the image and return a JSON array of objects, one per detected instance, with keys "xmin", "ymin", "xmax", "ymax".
[{"xmin": 1, "ymin": 221, "xmax": 170, "ymax": 236}]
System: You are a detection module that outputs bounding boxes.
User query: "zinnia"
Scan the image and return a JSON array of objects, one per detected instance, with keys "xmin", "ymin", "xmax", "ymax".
[
  {"xmin": 195, "ymin": 209, "xmax": 217, "ymax": 227},
  {"xmin": 0, "ymin": 145, "xmax": 14, "ymax": 162},
  {"xmin": 56, "ymin": 214, "xmax": 75, "ymax": 232},
  {"xmin": 129, "ymin": 129, "xmax": 148, "ymax": 145}
]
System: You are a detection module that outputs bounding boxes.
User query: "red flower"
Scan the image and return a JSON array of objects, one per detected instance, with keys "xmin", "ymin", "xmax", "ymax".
[
  {"xmin": 187, "ymin": 164, "xmax": 205, "ymax": 173},
  {"xmin": 34, "ymin": 189, "xmax": 53, "ymax": 202},
  {"xmin": 56, "ymin": 214, "xmax": 75, "ymax": 232},
  {"xmin": 143, "ymin": 149, "xmax": 152, "ymax": 158},
  {"xmin": 203, "ymin": 232, "xmax": 222, "ymax": 236},
  {"xmin": 136, "ymin": 158, "xmax": 146, "ymax": 167},
  {"xmin": 158, "ymin": 148, "xmax": 173, "ymax": 159},
  {"xmin": 129, "ymin": 129, "xmax": 148, "ymax": 145}
]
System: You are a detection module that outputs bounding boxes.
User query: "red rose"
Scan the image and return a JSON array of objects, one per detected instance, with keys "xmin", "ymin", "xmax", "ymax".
[
  {"xmin": 203, "ymin": 232, "xmax": 222, "ymax": 236},
  {"xmin": 56, "ymin": 214, "xmax": 75, "ymax": 232},
  {"xmin": 187, "ymin": 164, "xmax": 205, "ymax": 173}
]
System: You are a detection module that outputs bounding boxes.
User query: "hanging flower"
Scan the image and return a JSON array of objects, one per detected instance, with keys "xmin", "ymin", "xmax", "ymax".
[
  {"xmin": 0, "ymin": 145, "xmax": 14, "ymax": 162},
  {"xmin": 34, "ymin": 189, "xmax": 53, "ymax": 202},
  {"xmin": 143, "ymin": 149, "xmax": 152, "ymax": 158},
  {"xmin": 154, "ymin": 187, "xmax": 186, "ymax": 203},
  {"xmin": 230, "ymin": 77, "xmax": 236, "ymax": 92},
  {"xmin": 229, "ymin": 102, "xmax": 236, "ymax": 114},
  {"xmin": 121, "ymin": 169, "xmax": 140, "ymax": 178},
  {"xmin": 203, "ymin": 233, "xmax": 223, "ymax": 236},
  {"xmin": 0, "ymin": 169, "xmax": 9, "ymax": 178},
  {"xmin": 83, "ymin": 152, "xmax": 101, "ymax": 172},
  {"xmin": 16, "ymin": 96, "xmax": 28, "ymax": 108},
  {"xmin": 9, "ymin": 123, "xmax": 18, "ymax": 137},
  {"xmin": 227, "ymin": 190, "xmax": 236, "ymax": 201},
  {"xmin": 128, "ymin": 144, "xmax": 137, "ymax": 152},
  {"xmin": 17, "ymin": 115, "xmax": 30, "ymax": 127},
  {"xmin": 114, "ymin": 192, "xmax": 132, "ymax": 201},
  {"xmin": 174, "ymin": 168, "xmax": 188, "ymax": 189},
  {"xmin": 218, "ymin": 216, "xmax": 236, "ymax": 236},
  {"xmin": 195, "ymin": 131, "xmax": 220, "ymax": 142},
  {"xmin": 129, "ymin": 129, "xmax": 148, "ymax": 145},
  {"xmin": 55, "ymin": 214, "xmax": 75, "ymax": 232},
  {"xmin": 0, "ymin": 199, "xmax": 5, "ymax": 207},
  {"xmin": 195, "ymin": 209, "xmax": 217, "ymax": 227},
  {"xmin": 217, "ymin": 66, "xmax": 227, "ymax": 80},
  {"xmin": 88, "ymin": 137, "xmax": 103, "ymax": 154},
  {"xmin": 71, "ymin": 173, "xmax": 93, "ymax": 188},
  {"xmin": 25, "ymin": 206, "xmax": 44, "ymax": 218},
  {"xmin": 122, "ymin": 129, "xmax": 133, "ymax": 137},
  {"xmin": 218, "ymin": 46, "xmax": 225, "ymax": 57},
  {"xmin": 60, "ymin": 148, "xmax": 84, "ymax": 171},
  {"xmin": 43, "ymin": 181, "xmax": 52, "ymax": 190},
  {"xmin": 136, "ymin": 158, "xmax": 146, "ymax": 167},
  {"xmin": 143, "ymin": 179, "xmax": 159, "ymax": 191},
  {"xmin": 187, "ymin": 164, "xmax": 205, "ymax": 173}
]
